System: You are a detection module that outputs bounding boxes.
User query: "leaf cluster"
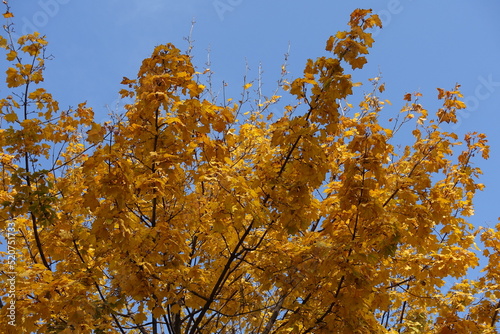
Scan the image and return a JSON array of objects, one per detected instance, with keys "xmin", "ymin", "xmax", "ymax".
[{"xmin": 0, "ymin": 7, "xmax": 498, "ymax": 334}]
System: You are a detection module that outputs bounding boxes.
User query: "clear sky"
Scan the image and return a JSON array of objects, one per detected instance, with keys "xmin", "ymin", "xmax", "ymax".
[{"xmin": 4, "ymin": 1, "xmax": 500, "ymax": 263}]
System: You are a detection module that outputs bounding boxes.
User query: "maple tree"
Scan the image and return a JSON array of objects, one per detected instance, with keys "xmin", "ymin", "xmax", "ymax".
[{"xmin": 0, "ymin": 5, "xmax": 499, "ymax": 334}]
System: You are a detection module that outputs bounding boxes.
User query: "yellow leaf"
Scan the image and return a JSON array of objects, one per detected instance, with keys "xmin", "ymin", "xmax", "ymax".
[
  {"xmin": 3, "ymin": 12, "xmax": 14, "ymax": 18},
  {"xmin": 6, "ymin": 67, "xmax": 24, "ymax": 87},
  {"xmin": 86, "ymin": 122, "xmax": 105, "ymax": 144},
  {"xmin": 336, "ymin": 31, "xmax": 347, "ymax": 39},
  {"xmin": 4, "ymin": 112, "xmax": 18, "ymax": 122},
  {"xmin": 134, "ymin": 312, "xmax": 147, "ymax": 323},
  {"xmin": 170, "ymin": 304, "xmax": 181, "ymax": 313},
  {"xmin": 152, "ymin": 306, "xmax": 165, "ymax": 318},
  {"xmin": 325, "ymin": 36, "xmax": 335, "ymax": 52},
  {"xmin": 455, "ymin": 100, "xmax": 466, "ymax": 109},
  {"xmin": 437, "ymin": 87, "xmax": 445, "ymax": 99},
  {"xmin": 350, "ymin": 56, "xmax": 367, "ymax": 69},
  {"xmin": 243, "ymin": 83, "xmax": 253, "ymax": 90},
  {"xmin": 6, "ymin": 50, "xmax": 17, "ymax": 61}
]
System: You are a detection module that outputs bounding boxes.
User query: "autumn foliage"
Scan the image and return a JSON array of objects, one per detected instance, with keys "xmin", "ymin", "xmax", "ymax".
[{"xmin": 0, "ymin": 7, "xmax": 499, "ymax": 334}]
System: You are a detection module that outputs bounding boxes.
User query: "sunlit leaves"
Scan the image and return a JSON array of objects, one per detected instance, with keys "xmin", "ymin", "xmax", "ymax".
[
  {"xmin": 0, "ymin": 6, "xmax": 498, "ymax": 334},
  {"xmin": 5, "ymin": 67, "xmax": 24, "ymax": 87}
]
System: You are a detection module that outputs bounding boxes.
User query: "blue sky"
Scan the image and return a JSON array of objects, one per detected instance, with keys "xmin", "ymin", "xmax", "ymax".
[{"xmin": 4, "ymin": 1, "xmax": 500, "ymax": 260}]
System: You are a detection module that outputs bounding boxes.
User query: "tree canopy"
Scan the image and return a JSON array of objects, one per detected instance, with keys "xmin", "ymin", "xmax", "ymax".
[{"xmin": 0, "ymin": 6, "xmax": 499, "ymax": 334}]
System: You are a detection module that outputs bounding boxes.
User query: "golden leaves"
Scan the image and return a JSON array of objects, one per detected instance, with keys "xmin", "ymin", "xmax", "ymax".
[
  {"xmin": 0, "ymin": 7, "xmax": 497, "ymax": 334},
  {"xmin": 5, "ymin": 67, "xmax": 24, "ymax": 87},
  {"xmin": 85, "ymin": 122, "xmax": 105, "ymax": 144},
  {"xmin": 5, "ymin": 49, "xmax": 16, "ymax": 60},
  {"xmin": 350, "ymin": 56, "xmax": 367, "ymax": 69},
  {"xmin": 3, "ymin": 111, "xmax": 17, "ymax": 122},
  {"xmin": 363, "ymin": 14, "xmax": 382, "ymax": 30}
]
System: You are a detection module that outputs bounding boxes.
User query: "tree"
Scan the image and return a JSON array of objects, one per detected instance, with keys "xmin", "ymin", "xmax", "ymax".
[{"xmin": 0, "ymin": 6, "xmax": 498, "ymax": 334}]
